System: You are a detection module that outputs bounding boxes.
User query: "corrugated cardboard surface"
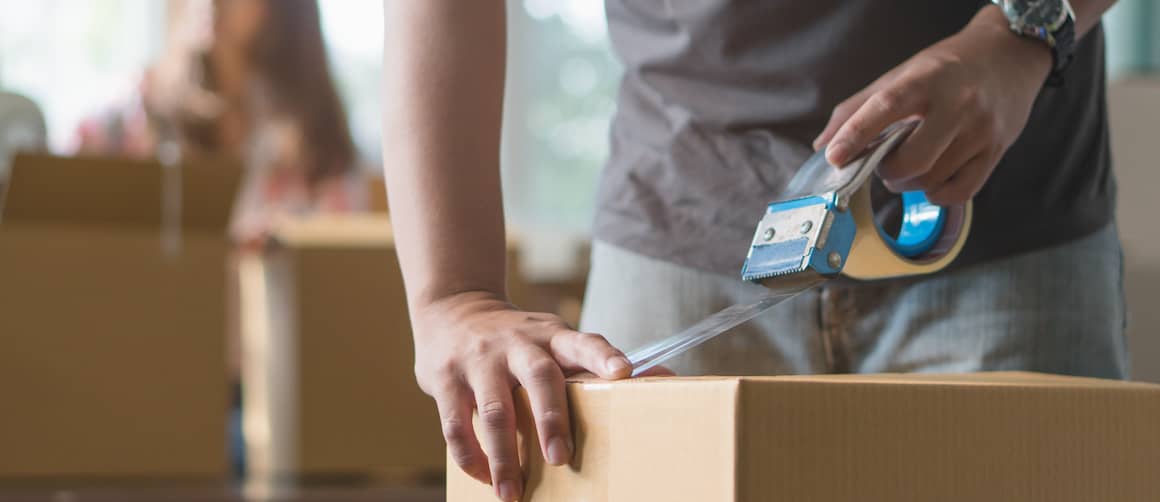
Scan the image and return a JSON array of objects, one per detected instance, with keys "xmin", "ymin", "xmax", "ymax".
[
  {"xmin": 244, "ymin": 216, "xmax": 530, "ymax": 483},
  {"xmin": 0, "ymin": 154, "xmax": 238, "ymax": 480},
  {"xmin": 448, "ymin": 372, "xmax": 1160, "ymax": 502}
]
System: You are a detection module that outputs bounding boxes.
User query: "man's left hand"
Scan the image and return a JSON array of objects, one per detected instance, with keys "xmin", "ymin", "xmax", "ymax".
[{"xmin": 813, "ymin": 6, "xmax": 1052, "ymax": 206}]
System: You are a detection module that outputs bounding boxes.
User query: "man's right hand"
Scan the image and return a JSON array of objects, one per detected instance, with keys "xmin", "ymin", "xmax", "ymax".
[
  {"xmin": 381, "ymin": 1, "xmax": 630, "ymax": 500},
  {"xmin": 413, "ymin": 290, "xmax": 633, "ymax": 502}
]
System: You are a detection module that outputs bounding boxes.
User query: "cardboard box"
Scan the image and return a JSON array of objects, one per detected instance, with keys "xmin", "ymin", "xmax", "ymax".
[
  {"xmin": 0, "ymin": 154, "xmax": 239, "ymax": 480},
  {"xmin": 240, "ymin": 215, "xmax": 527, "ymax": 484},
  {"xmin": 367, "ymin": 176, "xmax": 389, "ymax": 213},
  {"xmin": 449, "ymin": 372, "xmax": 1160, "ymax": 502}
]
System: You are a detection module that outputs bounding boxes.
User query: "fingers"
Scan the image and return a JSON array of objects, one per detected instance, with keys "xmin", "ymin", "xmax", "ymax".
[
  {"xmin": 508, "ymin": 346, "xmax": 573, "ymax": 467},
  {"xmin": 467, "ymin": 369, "xmax": 523, "ymax": 502},
  {"xmin": 433, "ymin": 380, "xmax": 491, "ymax": 484},
  {"xmin": 826, "ymin": 84, "xmax": 926, "ymax": 166},
  {"xmin": 925, "ymin": 152, "xmax": 996, "ymax": 206},
  {"xmin": 814, "ymin": 87, "xmax": 874, "ymax": 151},
  {"xmin": 877, "ymin": 110, "xmax": 958, "ymax": 184},
  {"xmin": 883, "ymin": 132, "xmax": 978, "ymax": 194},
  {"xmin": 814, "ymin": 62, "xmax": 913, "ymax": 151},
  {"xmin": 548, "ymin": 329, "xmax": 632, "ymax": 380}
]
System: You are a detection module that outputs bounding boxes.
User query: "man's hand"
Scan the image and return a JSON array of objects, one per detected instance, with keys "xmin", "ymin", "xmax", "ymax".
[
  {"xmin": 813, "ymin": 6, "xmax": 1052, "ymax": 206},
  {"xmin": 384, "ymin": 0, "xmax": 636, "ymax": 499},
  {"xmin": 413, "ymin": 291, "xmax": 632, "ymax": 502}
]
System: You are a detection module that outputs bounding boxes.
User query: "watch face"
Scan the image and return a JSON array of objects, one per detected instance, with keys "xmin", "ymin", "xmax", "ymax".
[{"xmin": 1002, "ymin": 0, "xmax": 1071, "ymax": 31}]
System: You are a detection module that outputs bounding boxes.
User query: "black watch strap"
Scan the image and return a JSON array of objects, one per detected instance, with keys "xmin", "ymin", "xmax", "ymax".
[{"xmin": 1046, "ymin": 16, "xmax": 1075, "ymax": 87}]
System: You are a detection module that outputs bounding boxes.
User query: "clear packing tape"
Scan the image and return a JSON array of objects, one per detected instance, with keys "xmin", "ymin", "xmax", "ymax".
[{"xmin": 159, "ymin": 141, "xmax": 184, "ymax": 260}]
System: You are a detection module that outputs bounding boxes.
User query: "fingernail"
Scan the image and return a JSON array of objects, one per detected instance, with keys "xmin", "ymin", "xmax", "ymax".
[
  {"xmin": 499, "ymin": 480, "xmax": 520, "ymax": 501},
  {"xmin": 605, "ymin": 357, "xmax": 632, "ymax": 376},
  {"xmin": 547, "ymin": 437, "xmax": 571, "ymax": 465},
  {"xmin": 827, "ymin": 141, "xmax": 851, "ymax": 165}
]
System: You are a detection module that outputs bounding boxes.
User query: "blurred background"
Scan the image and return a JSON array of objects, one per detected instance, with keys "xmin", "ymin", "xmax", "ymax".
[{"xmin": 0, "ymin": 0, "xmax": 1157, "ymax": 500}]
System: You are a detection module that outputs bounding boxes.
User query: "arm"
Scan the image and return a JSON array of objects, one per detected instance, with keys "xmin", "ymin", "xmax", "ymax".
[
  {"xmin": 814, "ymin": 0, "xmax": 1117, "ymax": 205},
  {"xmin": 381, "ymin": 2, "xmax": 631, "ymax": 501}
]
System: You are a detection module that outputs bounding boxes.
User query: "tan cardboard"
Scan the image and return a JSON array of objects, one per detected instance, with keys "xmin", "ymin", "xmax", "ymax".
[
  {"xmin": 241, "ymin": 215, "xmax": 526, "ymax": 483},
  {"xmin": 367, "ymin": 176, "xmax": 388, "ymax": 213},
  {"xmin": 449, "ymin": 372, "xmax": 1160, "ymax": 502},
  {"xmin": 0, "ymin": 154, "xmax": 239, "ymax": 480}
]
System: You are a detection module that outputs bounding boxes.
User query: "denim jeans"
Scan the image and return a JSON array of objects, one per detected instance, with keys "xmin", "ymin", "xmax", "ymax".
[{"xmin": 580, "ymin": 224, "xmax": 1129, "ymax": 379}]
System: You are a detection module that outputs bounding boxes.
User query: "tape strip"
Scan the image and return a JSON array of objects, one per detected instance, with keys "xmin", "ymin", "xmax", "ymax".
[{"xmin": 159, "ymin": 140, "xmax": 183, "ymax": 260}]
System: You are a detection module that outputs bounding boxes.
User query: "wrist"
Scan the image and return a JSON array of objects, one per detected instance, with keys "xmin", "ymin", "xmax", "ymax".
[
  {"xmin": 414, "ymin": 288, "xmax": 512, "ymax": 325},
  {"xmin": 966, "ymin": 4, "xmax": 1053, "ymax": 82}
]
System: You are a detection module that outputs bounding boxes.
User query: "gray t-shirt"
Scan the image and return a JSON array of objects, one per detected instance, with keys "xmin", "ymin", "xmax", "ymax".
[{"xmin": 595, "ymin": 0, "xmax": 1114, "ymax": 277}]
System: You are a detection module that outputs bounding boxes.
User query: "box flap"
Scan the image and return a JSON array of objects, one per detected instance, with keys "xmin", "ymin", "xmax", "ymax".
[
  {"xmin": 451, "ymin": 378, "xmax": 742, "ymax": 502},
  {"xmin": 1, "ymin": 153, "xmax": 239, "ymax": 231}
]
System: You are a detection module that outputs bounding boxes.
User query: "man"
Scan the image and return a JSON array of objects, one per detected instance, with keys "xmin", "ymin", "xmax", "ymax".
[{"xmin": 382, "ymin": 1, "xmax": 1123, "ymax": 501}]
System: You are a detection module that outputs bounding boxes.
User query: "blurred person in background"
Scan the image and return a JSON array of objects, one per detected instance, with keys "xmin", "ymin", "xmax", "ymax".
[
  {"xmin": 74, "ymin": 0, "xmax": 366, "ymax": 476},
  {"xmin": 74, "ymin": 0, "xmax": 367, "ymax": 247}
]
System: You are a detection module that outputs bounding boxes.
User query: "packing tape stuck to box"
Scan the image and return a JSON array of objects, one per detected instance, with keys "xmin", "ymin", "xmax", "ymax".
[{"xmin": 160, "ymin": 141, "xmax": 183, "ymax": 260}]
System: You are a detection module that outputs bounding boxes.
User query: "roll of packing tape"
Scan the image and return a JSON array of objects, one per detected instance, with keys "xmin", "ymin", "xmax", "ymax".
[
  {"xmin": 838, "ymin": 123, "xmax": 973, "ymax": 280},
  {"xmin": 840, "ymin": 184, "xmax": 971, "ymax": 280}
]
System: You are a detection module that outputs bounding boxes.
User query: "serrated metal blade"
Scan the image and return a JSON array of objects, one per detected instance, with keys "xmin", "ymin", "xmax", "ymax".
[{"xmin": 626, "ymin": 272, "xmax": 828, "ymax": 376}]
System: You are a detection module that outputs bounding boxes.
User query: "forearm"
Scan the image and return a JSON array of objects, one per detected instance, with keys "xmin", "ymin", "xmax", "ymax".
[{"xmin": 382, "ymin": 0, "xmax": 509, "ymax": 312}]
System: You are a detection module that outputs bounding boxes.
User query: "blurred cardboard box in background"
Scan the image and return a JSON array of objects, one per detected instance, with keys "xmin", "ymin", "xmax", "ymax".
[
  {"xmin": 367, "ymin": 176, "xmax": 389, "ymax": 214},
  {"xmin": 0, "ymin": 154, "xmax": 239, "ymax": 481},
  {"xmin": 240, "ymin": 215, "xmax": 526, "ymax": 485},
  {"xmin": 450, "ymin": 372, "xmax": 1160, "ymax": 502}
]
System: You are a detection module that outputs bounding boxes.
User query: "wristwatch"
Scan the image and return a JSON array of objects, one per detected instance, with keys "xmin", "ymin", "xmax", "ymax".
[{"xmin": 990, "ymin": 0, "xmax": 1076, "ymax": 86}]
